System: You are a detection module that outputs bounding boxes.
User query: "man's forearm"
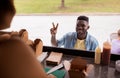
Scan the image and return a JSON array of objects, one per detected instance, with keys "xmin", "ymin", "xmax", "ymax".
[{"xmin": 51, "ymin": 35, "xmax": 57, "ymax": 46}]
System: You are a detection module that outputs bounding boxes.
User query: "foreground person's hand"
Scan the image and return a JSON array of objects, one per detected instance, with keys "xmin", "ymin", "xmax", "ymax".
[{"xmin": 63, "ymin": 60, "xmax": 71, "ymax": 71}]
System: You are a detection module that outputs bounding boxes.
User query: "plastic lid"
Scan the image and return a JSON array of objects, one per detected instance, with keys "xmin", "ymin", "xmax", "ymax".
[
  {"xmin": 95, "ymin": 46, "xmax": 101, "ymax": 53},
  {"xmin": 103, "ymin": 41, "xmax": 111, "ymax": 49}
]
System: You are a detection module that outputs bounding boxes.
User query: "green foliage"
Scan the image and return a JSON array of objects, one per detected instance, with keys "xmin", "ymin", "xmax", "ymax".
[{"xmin": 14, "ymin": 0, "xmax": 120, "ymax": 14}]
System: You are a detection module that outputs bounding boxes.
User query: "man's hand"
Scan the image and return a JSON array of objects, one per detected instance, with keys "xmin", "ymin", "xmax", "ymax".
[{"xmin": 50, "ymin": 22, "xmax": 58, "ymax": 36}]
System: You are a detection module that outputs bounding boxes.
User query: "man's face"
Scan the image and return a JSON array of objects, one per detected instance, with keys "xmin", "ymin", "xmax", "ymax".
[{"xmin": 76, "ymin": 20, "xmax": 89, "ymax": 35}]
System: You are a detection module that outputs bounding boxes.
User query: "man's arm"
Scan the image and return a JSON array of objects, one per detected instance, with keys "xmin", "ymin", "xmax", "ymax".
[
  {"xmin": 51, "ymin": 35, "xmax": 58, "ymax": 46},
  {"xmin": 50, "ymin": 22, "xmax": 58, "ymax": 47}
]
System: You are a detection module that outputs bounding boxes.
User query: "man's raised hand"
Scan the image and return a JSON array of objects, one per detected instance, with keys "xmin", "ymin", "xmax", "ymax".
[{"xmin": 50, "ymin": 22, "xmax": 59, "ymax": 36}]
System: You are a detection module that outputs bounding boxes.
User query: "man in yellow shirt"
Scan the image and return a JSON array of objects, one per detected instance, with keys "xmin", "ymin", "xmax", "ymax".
[{"xmin": 50, "ymin": 16, "xmax": 98, "ymax": 51}]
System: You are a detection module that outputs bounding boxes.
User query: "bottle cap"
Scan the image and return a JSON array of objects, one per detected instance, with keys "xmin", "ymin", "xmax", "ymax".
[
  {"xmin": 95, "ymin": 46, "xmax": 101, "ymax": 53},
  {"xmin": 103, "ymin": 40, "xmax": 111, "ymax": 49}
]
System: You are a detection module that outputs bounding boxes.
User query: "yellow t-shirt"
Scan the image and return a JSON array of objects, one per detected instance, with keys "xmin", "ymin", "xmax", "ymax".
[{"xmin": 74, "ymin": 39, "xmax": 86, "ymax": 50}]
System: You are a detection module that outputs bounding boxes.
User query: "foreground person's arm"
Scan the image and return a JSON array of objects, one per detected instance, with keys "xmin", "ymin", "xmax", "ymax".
[
  {"xmin": 50, "ymin": 22, "xmax": 58, "ymax": 47},
  {"xmin": 0, "ymin": 36, "xmax": 55, "ymax": 78}
]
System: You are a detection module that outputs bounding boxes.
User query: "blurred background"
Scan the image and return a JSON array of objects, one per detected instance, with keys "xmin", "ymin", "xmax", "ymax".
[{"xmin": 14, "ymin": 0, "xmax": 120, "ymax": 14}]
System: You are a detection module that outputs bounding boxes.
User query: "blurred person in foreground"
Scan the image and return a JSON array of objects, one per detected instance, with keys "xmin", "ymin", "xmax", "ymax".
[
  {"xmin": 50, "ymin": 15, "xmax": 98, "ymax": 51},
  {"xmin": 0, "ymin": 0, "xmax": 55, "ymax": 78},
  {"xmin": 111, "ymin": 29, "xmax": 120, "ymax": 54}
]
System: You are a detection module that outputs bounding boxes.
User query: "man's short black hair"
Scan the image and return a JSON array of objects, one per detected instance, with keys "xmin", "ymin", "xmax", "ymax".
[{"xmin": 77, "ymin": 15, "xmax": 89, "ymax": 23}]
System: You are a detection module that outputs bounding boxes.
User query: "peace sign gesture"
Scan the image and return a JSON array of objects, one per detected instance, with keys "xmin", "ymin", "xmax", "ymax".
[{"xmin": 50, "ymin": 22, "xmax": 59, "ymax": 36}]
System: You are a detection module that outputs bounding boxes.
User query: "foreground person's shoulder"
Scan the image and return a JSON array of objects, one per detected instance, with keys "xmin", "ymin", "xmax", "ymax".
[{"xmin": 0, "ymin": 36, "xmax": 48, "ymax": 78}]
